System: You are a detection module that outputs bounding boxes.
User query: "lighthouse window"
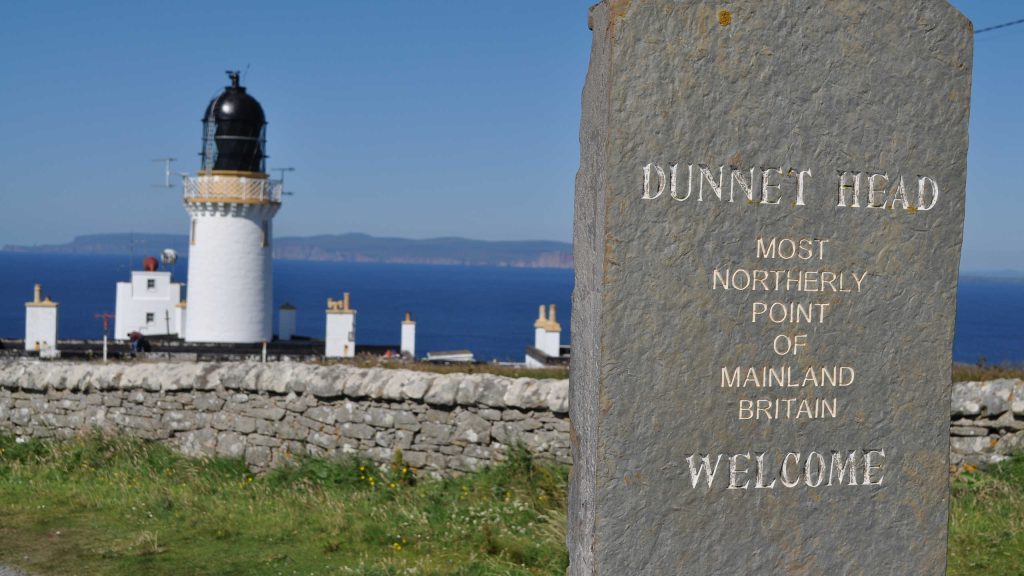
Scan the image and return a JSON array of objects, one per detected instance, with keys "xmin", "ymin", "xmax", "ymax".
[
  {"xmin": 146, "ymin": 313, "xmax": 155, "ymax": 324},
  {"xmin": 190, "ymin": 219, "xmax": 197, "ymax": 246},
  {"xmin": 261, "ymin": 220, "xmax": 270, "ymax": 248}
]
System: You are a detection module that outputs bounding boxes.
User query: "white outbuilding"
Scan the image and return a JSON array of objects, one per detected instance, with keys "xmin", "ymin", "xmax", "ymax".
[
  {"xmin": 279, "ymin": 303, "xmax": 297, "ymax": 341},
  {"xmin": 24, "ymin": 284, "xmax": 58, "ymax": 353},
  {"xmin": 114, "ymin": 256, "xmax": 184, "ymax": 339},
  {"xmin": 401, "ymin": 311, "xmax": 416, "ymax": 359},
  {"xmin": 325, "ymin": 293, "xmax": 356, "ymax": 358},
  {"xmin": 526, "ymin": 303, "xmax": 563, "ymax": 368}
]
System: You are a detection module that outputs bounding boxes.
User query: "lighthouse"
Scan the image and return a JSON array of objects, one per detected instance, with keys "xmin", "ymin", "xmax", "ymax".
[{"xmin": 182, "ymin": 72, "xmax": 282, "ymax": 343}]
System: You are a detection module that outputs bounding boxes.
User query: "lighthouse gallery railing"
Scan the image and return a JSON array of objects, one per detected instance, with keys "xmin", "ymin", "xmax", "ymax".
[{"xmin": 182, "ymin": 175, "xmax": 283, "ymax": 204}]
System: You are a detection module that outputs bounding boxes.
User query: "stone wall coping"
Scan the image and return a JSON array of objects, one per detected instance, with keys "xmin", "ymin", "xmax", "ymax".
[
  {"xmin": 951, "ymin": 378, "xmax": 1024, "ymax": 418},
  {"xmin": 0, "ymin": 360, "xmax": 569, "ymax": 414}
]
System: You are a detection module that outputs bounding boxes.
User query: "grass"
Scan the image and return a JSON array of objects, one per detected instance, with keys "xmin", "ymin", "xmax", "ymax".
[
  {"xmin": 952, "ymin": 361, "xmax": 1024, "ymax": 383},
  {"xmin": 0, "ymin": 434, "xmax": 568, "ymax": 576},
  {"xmin": 2, "ymin": 434, "xmax": 1022, "ymax": 575},
  {"xmin": 949, "ymin": 457, "xmax": 1024, "ymax": 576}
]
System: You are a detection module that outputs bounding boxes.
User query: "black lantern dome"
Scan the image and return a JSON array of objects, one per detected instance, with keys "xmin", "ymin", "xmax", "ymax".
[{"xmin": 200, "ymin": 71, "xmax": 267, "ymax": 174}]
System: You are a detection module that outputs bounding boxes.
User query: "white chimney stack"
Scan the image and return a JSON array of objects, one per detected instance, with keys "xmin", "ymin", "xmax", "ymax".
[{"xmin": 401, "ymin": 311, "xmax": 416, "ymax": 359}]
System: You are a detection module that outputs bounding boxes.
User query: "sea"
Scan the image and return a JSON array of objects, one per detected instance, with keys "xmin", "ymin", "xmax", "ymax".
[{"xmin": 1, "ymin": 252, "xmax": 1021, "ymax": 365}]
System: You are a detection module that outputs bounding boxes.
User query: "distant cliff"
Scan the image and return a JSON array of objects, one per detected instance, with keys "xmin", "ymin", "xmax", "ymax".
[{"xmin": 3, "ymin": 233, "xmax": 573, "ymax": 269}]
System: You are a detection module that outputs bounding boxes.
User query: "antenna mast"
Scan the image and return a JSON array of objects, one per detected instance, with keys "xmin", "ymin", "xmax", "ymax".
[{"xmin": 153, "ymin": 157, "xmax": 178, "ymax": 188}]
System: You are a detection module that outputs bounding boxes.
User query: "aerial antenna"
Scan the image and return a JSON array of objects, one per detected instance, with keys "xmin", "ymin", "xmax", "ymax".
[
  {"xmin": 242, "ymin": 63, "xmax": 251, "ymax": 84},
  {"xmin": 272, "ymin": 167, "xmax": 295, "ymax": 184},
  {"xmin": 152, "ymin": 157, "xmax": 177, "ymax": 188},
  {"xmin": 271, "ymin": 167, "xmax": 296, "ymax": 196}
]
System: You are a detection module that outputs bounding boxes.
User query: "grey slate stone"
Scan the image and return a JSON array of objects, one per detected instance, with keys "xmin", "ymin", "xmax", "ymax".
[
  {"xmin": 452, "ymin": 411, "xmax": 490, "ymax": 445},
  {"xmin": 570, "ymin": 2, "xmax": 972, "ymax": 574},
  {"xmin": 424, "ymin": 375, "xmax": 458, "ymax": 406}
]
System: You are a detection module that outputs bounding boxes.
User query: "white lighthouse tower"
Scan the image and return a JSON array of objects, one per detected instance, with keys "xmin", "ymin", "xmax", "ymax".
[{"xmin": 182, "ymin": 72, "xmax": 283, "ymax": 343}]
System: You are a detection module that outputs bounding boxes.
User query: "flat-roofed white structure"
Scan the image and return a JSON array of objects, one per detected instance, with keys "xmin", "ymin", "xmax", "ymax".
[
  {"xmin": 24, "ymin": 284, "xmax": 58, "ymax": 352},
  {"xmin": 325, "ymin": 293, "xmax": 356, "ymax": 358},
  {"xmin": 401, "ymin": 311, "xmax": 416, "ymax": 358},
  {"xmin": 114, "ymin": 262, "xmax": 184, "ymax": 339}
]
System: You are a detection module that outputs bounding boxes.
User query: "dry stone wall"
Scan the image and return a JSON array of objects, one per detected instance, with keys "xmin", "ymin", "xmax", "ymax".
[
  {"xmin": 0, "ymin": 361, "xmax": 569, "ymax": 475},
  {"xmin": 950, "ymin": 379, "xmax": 1024, "ymax": 467},
  {"xmin": 0, "ymin": 359, "xmax": 1020, "ymax": 474}
]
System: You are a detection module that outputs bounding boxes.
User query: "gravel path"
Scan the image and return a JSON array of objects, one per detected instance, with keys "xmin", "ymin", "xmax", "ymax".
[{"xmin": 0, "ymin": 566, "xmax": 30, "ymax": 576}]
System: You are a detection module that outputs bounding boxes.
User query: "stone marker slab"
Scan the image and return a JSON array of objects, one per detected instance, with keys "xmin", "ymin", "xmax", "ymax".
[{"xmin": 569, "ymin": 1, "xmax": 972, "ymax": 574}]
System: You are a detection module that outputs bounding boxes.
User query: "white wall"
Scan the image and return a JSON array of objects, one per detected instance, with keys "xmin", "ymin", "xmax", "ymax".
[
  {"xmin": 543, "ymin": 329, "xmax": 561, "ymax": 357},
  {"xmin": 25, "ymin": 306, "xmax": 57, "ymax": 352},
  {"xmin": 114, "ymin": 271, "xmax": 183, "ymax": 339},
  {"xmin": 175, "ymin": 305, "xmax": 187, "ymax": 337},
  {"xmin": 325, "ymin": 312, "xmax": 356, "ymax": 358},
  {"xmin": 401, "ymin": 321, "xmax": 416, "ymax": 358},
  {"xmin": 279, "ymin": 307, "xmax": 296, "ymax": 341},
  {"xmin": 185, "ymin": 202, "xmax": 279, "ymax": 343},
  {"xmin": 534, "ymin": 326, "xmax": 548, "ymax": 350}
]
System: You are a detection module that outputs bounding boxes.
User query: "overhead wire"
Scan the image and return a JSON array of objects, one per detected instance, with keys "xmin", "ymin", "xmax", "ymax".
[{"xmin": 975, "ymin": 17, "xmax": 1024, "ymax": 35}]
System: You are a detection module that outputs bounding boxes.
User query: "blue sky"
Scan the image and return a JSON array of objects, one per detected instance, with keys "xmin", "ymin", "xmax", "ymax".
[{"xmin": 0, "ymin": 1, "xmax": 1021, "ymax": 272}]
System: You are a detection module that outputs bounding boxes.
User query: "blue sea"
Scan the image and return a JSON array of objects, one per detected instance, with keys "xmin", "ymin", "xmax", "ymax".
[
  {"xmin": 1, "ymin": 253, "xmax": 1022, "ymax": 365},
  {"xmin": 0, "ymin": 253, "xmax": 572, "ymax": 362}
]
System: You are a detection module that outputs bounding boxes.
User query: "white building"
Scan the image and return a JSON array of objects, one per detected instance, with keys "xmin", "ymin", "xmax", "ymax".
[
  {"xmin": 401, "ymin": 311, "xmax": 416, "ymax": 358},
  {"xmin": 279, "ymin": 303, "xmax": 296, "ymax": 341},
  {"xmin": 182, "ymin": 72, "xmax": 283, "ymax": 343},
  {"xmin": 526, "ymin": 303, "xmax": 562, "ymax": 368},
  {"xmin": 114, "ymin": 258, "xmax": 184, "ymax": 339},
  {"xmin": 175, "ymin": 301, "xmax": 188, "ymax": 336},
  {"xmin": 24, "ymin": 284, "xmax": 58, "ymax": 353},
  {"xmin": 325, "ymin": 293, "xmax": 356, "ymax": 358}
]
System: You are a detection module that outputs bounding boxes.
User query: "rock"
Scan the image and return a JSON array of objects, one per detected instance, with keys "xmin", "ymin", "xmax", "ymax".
[
  {"xmin": 178, "ymin": 427, "xmax": 218, "ymax": 458},
  {"xmin": 418, "ymin": 422, "xmax": 452, "ymax": 445},
  {"xmin": 546, "ymin": 380, "xmax": 569, "ymax": 414},
  {"xmin": 424, "ymin": 375, "xmax": 458, "ymax": 406},
  {"xmin": 245, "ymin": 446, "xmax": 272, "ymax": 469},
  {"xmin": 477, "ymin": 376, "xmax": 507, "ymax": 408},
  {"xmin": 305, "ymin": 406, "xmax": 336, "ymax": 425},
  {"xmin": 365, "ymin": 407, "xmax": 395, "ymax": 428},
  {"xmin": 949, "ymin": 426, "xmax": 987, "ymax": 437},
  {"xmin": 570, "ymin": 2, "xmax": 971, "ymax": 573},
  {"xmin": 401, "ymin": 376, "xmax": 429, "ymax": 401},
  {"xmin": 950, "ymin": 436, "xmax": 997, "ymax": 455},
  {"xmin": 452, "ymin": 411, "xmax": 490, "ymax": 445},
  {"xmin": 340, "ymin": 422, "xmax": 375, "ymax": 440},
  {"xmin": 504, "ymin": 378, "xmax": 547, "ymax": 409},
  {"xmin": 215, "ymin": 431, "xmax": 246, "ymax": 458}
]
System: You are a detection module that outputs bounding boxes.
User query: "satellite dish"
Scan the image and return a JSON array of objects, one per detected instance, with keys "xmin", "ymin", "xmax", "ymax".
[{"xmin": 161, "ymin": 249, "xmax": 178, "ymax": 265}]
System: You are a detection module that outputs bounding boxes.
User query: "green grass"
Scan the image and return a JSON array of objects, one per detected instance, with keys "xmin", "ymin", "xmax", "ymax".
[
  {"xmin": 0, "ymin": 434, "xmax": 568, "ymax": 576},
  {"xmin": 949, "ymin": 457, "xmax": 1024, "ymax": 576},
  {"xmin": 2, "ymin": 434, "xmax": 1022, "ymax": 575}
]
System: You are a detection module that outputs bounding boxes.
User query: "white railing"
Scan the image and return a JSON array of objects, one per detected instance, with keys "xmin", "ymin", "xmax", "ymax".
[{"xmin": 182, "ymin": 175, "xmax": 283, "ymax": 203}]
